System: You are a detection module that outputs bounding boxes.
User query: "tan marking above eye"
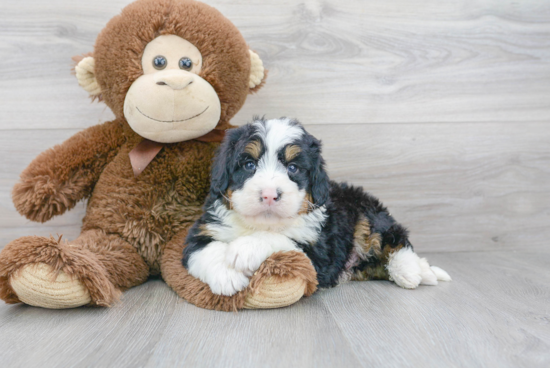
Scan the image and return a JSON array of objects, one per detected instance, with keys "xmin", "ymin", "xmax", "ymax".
[
  {"xmin": 285, "ymin": 145, "xmax": 302, "ymax": 162},
  {"xmin": 244, "ymin": 140, "xmax": 263, "ymax": 159}
]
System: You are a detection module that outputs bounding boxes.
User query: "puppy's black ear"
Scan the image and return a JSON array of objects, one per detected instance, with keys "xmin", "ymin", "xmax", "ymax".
[
  {"xmin": 210, "ymin": 130, "xmax": 238, "ymax": 197},
  {"xmin": 308, "ymin": 136, "xmax": 330, "ymax": 207}
]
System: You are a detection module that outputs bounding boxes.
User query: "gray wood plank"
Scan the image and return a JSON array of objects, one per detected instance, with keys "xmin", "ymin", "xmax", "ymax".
[
  {"xmin": 0, "ymin": 251, "xmax": 548, "ymax": 368},
  {"xmin": 0, "ymin": 279, "xmax": 179, "ymax": 367},
  {"xmin": 144, "ymin": 295, "xmax": 361, "ymax": 368},
  {"xmin": 321, "ymin": 251, "xmax": 550, "ymax": 368},
  {"xmin": 429, "ymin": 252, "xmax": 550, "ymax": 344},
  {"xmin": 1, "ymin": 0, "xmax": 549, "ymax": 131},
  {"xmin": 2, "ymin": 122, "xmax": 548, "ymax": 253}
]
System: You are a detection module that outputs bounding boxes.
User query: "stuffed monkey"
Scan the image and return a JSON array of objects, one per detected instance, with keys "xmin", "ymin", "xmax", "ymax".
[{"xmin": 0, "ymin": 0, "xmax": 317, "ymax": 311}]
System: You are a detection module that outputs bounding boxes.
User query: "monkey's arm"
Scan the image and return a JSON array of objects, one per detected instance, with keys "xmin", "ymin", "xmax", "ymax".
[{"xmin": 12, "ymin": 119, "xmax": 126, "ymax": 223}]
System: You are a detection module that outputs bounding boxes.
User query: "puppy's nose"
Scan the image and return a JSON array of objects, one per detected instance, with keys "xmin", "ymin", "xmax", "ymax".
[
  {"xmin": 260, "ymin": 188, "xmax": 281, "ymax": 205},
  {"xmin": 154, "ymin": 70, "xmax": 194, "ymax": 90}
]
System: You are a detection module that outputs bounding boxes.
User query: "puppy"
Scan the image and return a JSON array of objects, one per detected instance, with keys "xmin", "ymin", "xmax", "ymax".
[{"xmin": 182, "ymin": 117, "xmax": 451, "ymax": 296}]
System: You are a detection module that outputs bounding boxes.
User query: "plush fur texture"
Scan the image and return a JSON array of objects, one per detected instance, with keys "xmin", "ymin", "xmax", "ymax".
[
  {"xmin": 0, "ymin": 0, "xmax": 315, "ymax": 311},
  {"xmin": 183, "ymin": 118, "xmax": 451, "ymax": 296}
]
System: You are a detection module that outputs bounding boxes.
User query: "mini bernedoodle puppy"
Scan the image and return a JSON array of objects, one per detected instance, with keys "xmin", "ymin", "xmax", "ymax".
[{"xmin": 182, "ymin": 117, "xmax": 451, "ymax": 296}]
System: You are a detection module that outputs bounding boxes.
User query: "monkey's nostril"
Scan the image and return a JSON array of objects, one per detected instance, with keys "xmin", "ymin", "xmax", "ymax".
[{"xmin": 156, "ymin": 81, "xmax": 167, "ymax": 86}]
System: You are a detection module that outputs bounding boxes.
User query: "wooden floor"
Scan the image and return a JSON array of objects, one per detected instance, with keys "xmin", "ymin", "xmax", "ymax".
[
  {"xmin": 1, "ymin": 0, "xmax": 550, "ymax": 367},
  {"xmin": 0, "ymin": 251, "xmax": 548, "ymax": 368}
]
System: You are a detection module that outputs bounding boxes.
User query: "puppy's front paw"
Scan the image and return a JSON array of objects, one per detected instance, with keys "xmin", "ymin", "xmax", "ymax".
[
  {"xmin": 186, "ymin": 241, "xmax": 250, "ymax": 296},
  {"xmin": 207, "ymin": 267, "xmax": 250, "ymax": 296},
  {"xmin": 226, "ymin": 236, "xmax": 271, "ymax": 276}
]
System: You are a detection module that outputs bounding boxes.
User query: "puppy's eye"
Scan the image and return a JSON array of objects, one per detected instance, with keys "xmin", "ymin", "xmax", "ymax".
[
  {"xmin": 244, "ymin": 161, "xmax": 256, "ymax": 171},
  {"xmin": 153, "ymin": 56, "xmax": 167, "ymax": 70},
  {"xmin": 179, "ymin": 57, "xmax": 193, "ymax": 70},
  {"xmin": 287, "ymin": 164, "xmax": 299, "ymax": 174}
]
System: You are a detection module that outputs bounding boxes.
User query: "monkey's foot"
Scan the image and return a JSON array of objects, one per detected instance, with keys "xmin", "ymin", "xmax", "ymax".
[
  {"xmin": 244, "ymin": 274, "xmax": 308, "ymax": 309},
  {"xmin": 10, "ymin": 263, "xmax": 91, "ymax": 309},
  {"xmin": 0, "ymin": 235, "xmax": 119, "ymax": 308},
  {"xmin": 242, "ymin": 251, "xmax": 318, "ymax": 309}
]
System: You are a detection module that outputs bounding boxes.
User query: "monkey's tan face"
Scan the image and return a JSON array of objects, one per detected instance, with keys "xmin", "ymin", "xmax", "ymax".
[{"xmin": 123, "ymin": 35, "xmax": 222, "ymax": 143}]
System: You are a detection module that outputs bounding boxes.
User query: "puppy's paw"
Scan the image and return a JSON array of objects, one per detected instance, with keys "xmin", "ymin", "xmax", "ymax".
[
  {"xmin": 418, "ymin": 257, "xmax": 438, "ymax": 286},
  {"xmin": 226, "ymin": 236, "xmax": 271, "ymax": 276},
  {"xmin": 387, "ymin": 248, "xmax": 451, "ymax": 289},
  {"xmin": 431, "ymin": 266, "xmax": 452, "ymax": 282},
  {"xmin": 207, "ymin": 266, "xmax": 250, "ymax": 296},
  {"xmin": 186, "ymin": 241, "xmax": 250, "ymax": 296},
  {"xmin": 387, "ymin": 247, "xmax": 423, "ymax": 289}
]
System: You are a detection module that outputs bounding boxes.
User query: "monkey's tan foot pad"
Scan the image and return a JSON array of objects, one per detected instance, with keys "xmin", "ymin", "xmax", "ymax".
[
  {"xmin": 10, "ymin": 263, "xmax": 91, "ymax": 309},
  {"xmin": 243, "ymin": 276, "xmax": 306, "ymax": 309}
]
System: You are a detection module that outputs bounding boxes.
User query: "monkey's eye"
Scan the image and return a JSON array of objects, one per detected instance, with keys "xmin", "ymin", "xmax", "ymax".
[
  {"xmin": 287, "ymin": 164, "xmax": 299, "ymax": 174},
  {"xmin": 179, "ymin": 57, "xmax": 193, "ymax": 70},
  {"xmin": 153, "ymin": 56, "xmax": 167, "ymax": 70},
  {"xmin": 244, "ymin": 161, "xmax": 256, "ymax": 171}
]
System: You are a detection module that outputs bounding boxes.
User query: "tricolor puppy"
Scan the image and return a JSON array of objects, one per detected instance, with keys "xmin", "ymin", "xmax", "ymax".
[{"xmin": 182, "ymin": 117, "xmax": 451, "ymax": 296}]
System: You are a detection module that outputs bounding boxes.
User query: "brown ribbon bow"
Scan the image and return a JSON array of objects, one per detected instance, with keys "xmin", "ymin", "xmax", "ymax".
[{"xmin": 129, "ymin": 129, "xmax": 226, "ymax": 177}]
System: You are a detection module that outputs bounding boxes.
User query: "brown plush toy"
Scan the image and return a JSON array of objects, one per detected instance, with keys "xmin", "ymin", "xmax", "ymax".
[{"xmin": 0, "ymin": 0, "xmax": 317, "ymax": 311}]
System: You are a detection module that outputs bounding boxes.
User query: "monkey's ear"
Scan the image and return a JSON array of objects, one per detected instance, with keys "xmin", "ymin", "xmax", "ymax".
[
  {"xmin": 248, "ymin": 50, "xmax": 267, "ymax": 93},
  {"xmin": 74, "ymin": 56, "xmax": 102, "ymax": 98}
]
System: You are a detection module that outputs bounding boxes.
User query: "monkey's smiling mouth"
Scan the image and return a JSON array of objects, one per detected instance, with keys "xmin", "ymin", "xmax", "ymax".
[{"xmin": 135, "ymin": 106, "xmax": 209, "ymax": 123}]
